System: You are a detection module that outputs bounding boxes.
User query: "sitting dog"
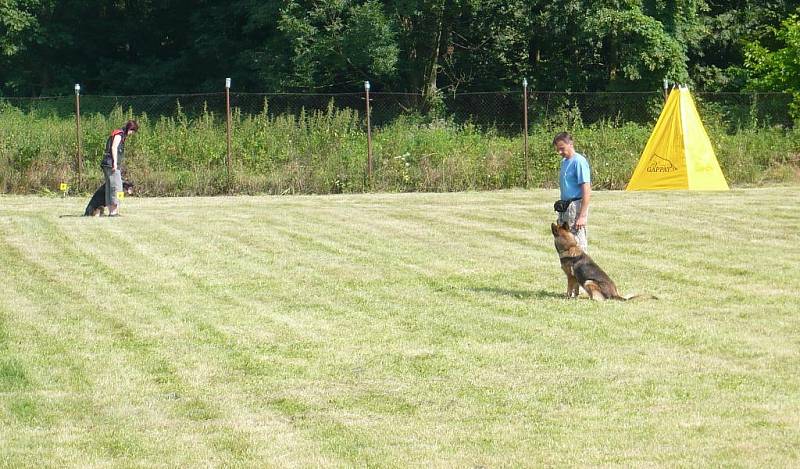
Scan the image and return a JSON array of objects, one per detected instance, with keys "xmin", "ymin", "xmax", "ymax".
[
  {"xmin": 551, "ymin": 222, "xmax": 646, "ymax": 301},
  {"xmin": 83, "ymin": 181, "xmax": 134, "ymax": 216}
]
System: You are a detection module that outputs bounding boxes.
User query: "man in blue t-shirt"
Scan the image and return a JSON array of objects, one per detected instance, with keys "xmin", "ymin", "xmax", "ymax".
[{"xmin": 554, "ymin": 132, "xmax": 591, "ymax": 251}]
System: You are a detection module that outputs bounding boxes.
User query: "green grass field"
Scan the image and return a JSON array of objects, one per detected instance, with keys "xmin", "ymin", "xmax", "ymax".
[{"xmin": 1, "ymin": 188, "xmax": 799, "ymax": 467}]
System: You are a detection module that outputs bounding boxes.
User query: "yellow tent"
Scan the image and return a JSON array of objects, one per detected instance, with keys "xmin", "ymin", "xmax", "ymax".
[{"xmin": 626, "ymin": 86, "xmax": 729, "ymax": 191}]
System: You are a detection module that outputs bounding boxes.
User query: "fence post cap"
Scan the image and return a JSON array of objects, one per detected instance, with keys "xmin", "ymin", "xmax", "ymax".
[
  {"xmin": 225, "ymin": 78, "xmax": 231, "ymax": 88},
  {"xmin": 364, "ymin": 81, "xmax": 370, "ymax": 90},
  {"xmin": 74, "ymin": 84, "xmax": 81, "ymax": 94},
  {"xmin": 523, "ymin": 78, "xmax": 528, "ymax": 87}
]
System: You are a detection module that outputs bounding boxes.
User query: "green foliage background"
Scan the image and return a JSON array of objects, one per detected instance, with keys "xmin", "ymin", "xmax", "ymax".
[{"xmin": 1, "ymin": 1, "xmax": 797, "ymax": 97}]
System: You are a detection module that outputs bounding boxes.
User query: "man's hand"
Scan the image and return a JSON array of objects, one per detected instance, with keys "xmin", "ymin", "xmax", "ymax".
[{"xmin": 576, "ymin": 214, "xmax": 587, "ymax": 230}]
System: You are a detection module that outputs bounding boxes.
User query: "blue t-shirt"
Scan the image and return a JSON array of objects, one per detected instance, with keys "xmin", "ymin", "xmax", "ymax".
[{"xmin": 559, "ymin": 152, "xmax": 591, "ymax": 200}]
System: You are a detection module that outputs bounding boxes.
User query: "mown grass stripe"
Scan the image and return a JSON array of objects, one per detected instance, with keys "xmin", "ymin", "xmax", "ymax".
[
  {"xmin": 0, "ymin": 188, "xmax": 798, "ymax": 466},
  {"xmin": 1, "ymin": 215, "xmax": 281, "ymax": 465}
]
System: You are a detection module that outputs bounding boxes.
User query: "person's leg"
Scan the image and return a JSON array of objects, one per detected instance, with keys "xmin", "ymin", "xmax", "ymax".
[
  {"xmin": 105, "ymin": 168, "xmax": 122, "ymax": 215},
  {"xmin": 558, "ymin": 201, "xmax": 588, "ymax": 252},
  {"xmin": 102, "ymin": 168, "xmax": 113, "ymax": 208}
]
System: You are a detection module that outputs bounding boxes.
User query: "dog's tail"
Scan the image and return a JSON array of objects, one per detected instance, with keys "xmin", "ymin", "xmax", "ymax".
[{"xmin": 614, "ymin": 293, "xmax": 658, "ymax": 301}]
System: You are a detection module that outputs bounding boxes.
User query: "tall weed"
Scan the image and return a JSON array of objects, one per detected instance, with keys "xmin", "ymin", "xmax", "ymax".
[{"xmin": 1, "ymin": 100, "xmax": 798, "ymax": 195}]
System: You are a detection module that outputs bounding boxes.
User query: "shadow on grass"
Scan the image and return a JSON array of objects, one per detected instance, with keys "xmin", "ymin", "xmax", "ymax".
[{"xmin": 469, "ymin": 287, "xmax": 565, "ymax": 300}]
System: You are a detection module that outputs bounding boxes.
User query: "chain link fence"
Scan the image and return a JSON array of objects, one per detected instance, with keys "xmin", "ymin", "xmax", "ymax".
[
  {"xmin": 0, "ymin": 88, "xmax": 794, "ymax": 193},
  {"xmin": 2, "ymin": 89, "xmax": 793, "ymax": 129}
]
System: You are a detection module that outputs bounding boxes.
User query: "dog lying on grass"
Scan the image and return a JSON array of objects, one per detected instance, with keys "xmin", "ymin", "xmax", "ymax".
[
  {"xmin": 551, "ymin": 222, "xmax": 651, "ymax": 301},
  {"xmin": 83, "ymin": 181, "xmax": 134, "ymax": 216}
]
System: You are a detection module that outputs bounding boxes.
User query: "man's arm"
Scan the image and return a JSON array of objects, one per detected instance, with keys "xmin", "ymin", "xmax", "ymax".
[{"xmin": 576, "ymin": 182, "xmax": 591, "ymax": 229}]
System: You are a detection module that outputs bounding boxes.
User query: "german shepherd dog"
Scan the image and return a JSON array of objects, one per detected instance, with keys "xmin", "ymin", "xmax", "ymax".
[
  {"xmin": 83, "ymin": 181, "xmax": 134, "ymax": 216},
  {"xmin": 551, "ymin": 222, "xmax": 646, "ymax": 301}
]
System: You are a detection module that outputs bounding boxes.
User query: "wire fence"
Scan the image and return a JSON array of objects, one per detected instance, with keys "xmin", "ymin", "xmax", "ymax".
[
  {"xmin": 1, "ymin": 89, "xmax": 793, "ymax": 129},
  {"xmin": 0, "ymin": 86, "xmax": 794, "ymax": 192}
]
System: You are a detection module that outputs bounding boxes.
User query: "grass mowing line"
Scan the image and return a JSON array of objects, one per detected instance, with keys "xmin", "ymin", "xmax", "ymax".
[
  {"xmin": 115, "ymin": 211, "xmax": 416, "ymax": 464},
  {"xmin": 209, "ymin": 196, "xmax": 764, "ymax": 378},
  {"xmin": 90, "ymin": 209, "xmax": 383, "ymax": 464},
  {"xmin": 142, "ymin": 210, "xmax": 346, "ymax": 335},
  {"xmin": 0, "ymin": 287, "xmax": 91, "ymax": 400},
  {"xmin": 276, "ymin": 191, "xmax": 792, "ymax": 464},
  {"xmin": 264, "ymin": 208, "xmax": 564, "ymax": 340},
  {"xmin": 1, "ymin": 188, "xmax": 799, "ymax": 466},
  {"xmin": 378, "ymin": 195, "xmax": 541, "ymax": 236},
  {"xmin": 214, "ymin": 200, "xmax": 736, "ymax": 464},
  {"xmin": 0, "ymin": 232, "xmax": 127, "ymax": 458},
  {"xmin": 0, "ymin": 216, "xmax": 219, "ymax": 463},
  {"xmin": 57, "ymin": 214, "xmax": 346, "ymax": 464},
  {"xmin": 0, "ymin": 234, "xmax": 159, "ymax": 465},
  {"xmin": 581, "ymin": 224, "xmax": 791, "ymax": 301},
  {"xmin": 163, "ymin": 209, "xmax": 494, "ymax": 459},
  {"xmin": 125, "ymin": 197, "xmax": 592, "ymax": 464},
  {"xmin": 283, "ymin": 200, "xmax": 551, "ymax": 284},
  {"xmin": 9, "ymin": 214, "xmax": 328, "ymax": 466},
  {"xmin": 156, "ymin": 204, "xmax": 476, "ymax": 330},
  {"xmin": 314, "ymin": 206, "xmax": 563, "ymax": 315}
]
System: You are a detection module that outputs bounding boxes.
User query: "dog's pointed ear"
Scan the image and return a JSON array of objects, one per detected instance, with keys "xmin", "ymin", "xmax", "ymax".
[{"xmin": 551, "ymin": 223, "xmax": 558, "ymax": 235}]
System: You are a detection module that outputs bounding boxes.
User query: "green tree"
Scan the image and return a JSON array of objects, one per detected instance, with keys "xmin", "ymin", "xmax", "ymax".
[
  {"xmin": 2, "ymin": 0, "xmax": 798, "ymax": 98},
  {"xmin": 526, "ymin": 1, "xmax": 699, "ymax": 91},
  {"xmin": 0, "ymin": 0, "xmax": 41, "ymax": 57},
  {"xmin": 689, "ymin": 0, "xmax": 797, "ymax": 91},
  {"xmin": 186, "ymin": 1, "xmax": 286, "ymax": 92},
  {"xmin": 434, "ymin": 0, "xmax": 531, "ymax": 92},
  {"xmin": 583, "ymin": 6, "xmax": 689, "ymax": 89},
  {"xmin": 744, "ymin": 13, "xmax": 800, "ymax": 115},
  {"xmin": 1, "ymin": 0, "xmax": 48, "ymax": 94},
  {"xmin": 278, "ymin": 0, "xmax": 399, "ymax": 90}
]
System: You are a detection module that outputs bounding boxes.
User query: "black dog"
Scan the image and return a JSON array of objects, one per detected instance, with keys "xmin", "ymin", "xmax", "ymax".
[{"xmin": 83, "ymin": 181, "xmax": 134, "ymax": 216}]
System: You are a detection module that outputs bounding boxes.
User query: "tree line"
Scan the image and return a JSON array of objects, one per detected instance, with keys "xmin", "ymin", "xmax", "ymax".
[{"xmin": 1, "ymin": 0, "xmax": 798, "ymax": 101}]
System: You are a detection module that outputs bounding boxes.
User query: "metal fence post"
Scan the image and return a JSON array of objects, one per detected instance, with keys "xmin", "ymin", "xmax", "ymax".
[
  {"xmin": 523, "ymin": 78, "xmax": 529, "ymax": 187},
  {"xmin": 74, "ymin": 83, "xmax": 83, "ymax": 186},
  {"xmin": 225, "ymin": 77, "xmax": 233, "ymax": 183},
  {"xmin": 365, "ymin": 81, "xmax": 373, "ymax": 187}
]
